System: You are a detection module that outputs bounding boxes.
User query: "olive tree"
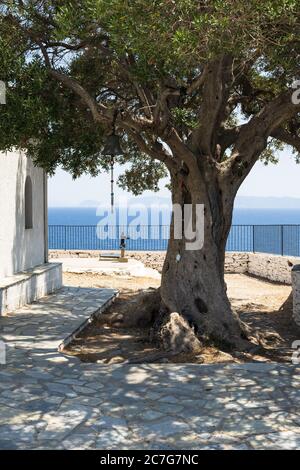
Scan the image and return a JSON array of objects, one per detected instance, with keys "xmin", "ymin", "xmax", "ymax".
[{"xmin": 1, "ymin": 0, "xmax": 300, "ymax": 348}]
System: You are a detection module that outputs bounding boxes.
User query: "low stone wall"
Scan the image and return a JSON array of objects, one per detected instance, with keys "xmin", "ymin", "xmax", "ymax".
[
  {"xmin": 49, "ymin": 249, "xmax": 300, "ymax": 284},
  {"xmin": 226, "ymin": 252, "xmax": 300, "ymax": 284},
  {"xmin": 50, "ymin": 249, "xmax": 300, "ymax": 327},
  {"xmin": 224, "ymin": 252, "xmax": 249, "ymax": 274},
  {"xmin": 50, "ymin": 249, "xmax": 100, "ymax": 259},
  {"xmin": 225, "ymin": 252, "xmax": 300, "ymax": 284},
  {"xmin": 50, "ymin": 250, "xmax": 250, "ymax": 274},
  {"xmin": 247, "ymin": 253, "xmax": 299, "ymax": 285}
]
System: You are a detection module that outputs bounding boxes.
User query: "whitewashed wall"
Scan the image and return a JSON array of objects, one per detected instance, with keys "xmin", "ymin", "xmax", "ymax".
[{"xmin": 0, "ymin": 151, "xmax": 46, "ymax": 279}]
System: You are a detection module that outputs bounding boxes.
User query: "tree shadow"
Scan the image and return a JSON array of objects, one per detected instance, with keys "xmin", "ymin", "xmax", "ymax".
[
  {"xmin": 1, "ymin": 284, "xmax": 300, "ymax": 449},
  {"xmin": 238, "ymin": 291, "xmax": 300, "ymax": 362}
]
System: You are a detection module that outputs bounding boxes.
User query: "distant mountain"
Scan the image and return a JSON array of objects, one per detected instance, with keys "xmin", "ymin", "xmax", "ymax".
[
  {"xmin": 79, "ymin": 195, "xmax": 300, "ymax": 210},
  {"xmin": 79, "ymin": 195, "xmax": 172, "ymax": 208},
  {"xmin": 235, "ymin": 196, "xmax": 300, "ymax": 209},
  {"xmin": 127, "ymin": 196, "xmax": 171, "ymax": 207}
]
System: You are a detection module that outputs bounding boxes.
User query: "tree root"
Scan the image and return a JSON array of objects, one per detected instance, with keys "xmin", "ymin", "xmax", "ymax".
[
  {"xmin": 127, "ymin": 350, "xmax": 178, "ymax": 364},
  {"xmin": 153, "ymin": 311, "xmax": 202, "ymax": 354}
]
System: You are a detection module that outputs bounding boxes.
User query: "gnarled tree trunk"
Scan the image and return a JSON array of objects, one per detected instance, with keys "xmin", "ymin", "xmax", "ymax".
[{"xmin": 159, "ymin": 164, "xmax": 246, "ymax": 349}]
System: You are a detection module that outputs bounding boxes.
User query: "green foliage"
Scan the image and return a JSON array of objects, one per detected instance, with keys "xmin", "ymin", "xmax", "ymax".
[
  {"xmin": 0, "ymin": 0, "xmax": 300, "ymax": 193},
  {"xmin": 118, "ymin": 155, "xmax": 168, "ymax": 195},
  {"xmin": 260, "ymin": 138, "xmax": 283, "ymax": 165},
  {"xmin": 172, "ymin": 108, "xmax": 198, "ymax": 130}
]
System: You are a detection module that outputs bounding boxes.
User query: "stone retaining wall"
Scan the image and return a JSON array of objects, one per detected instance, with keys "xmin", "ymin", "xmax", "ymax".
[
  {"xmin": 50, "ymin": 249, "xmax": 100, "ymax": 259},
  {"xmin": 50, "ymin": 249, "xmax": 300, "ymax": 325},
  {"xmin": 50, "ymin": 249, "xmax": 300, "ymax": 284},
  {"xmin": 225, "ymin": 251, "xmax": 300, "ymax": 284},
  {"xmin": 247, "ymin": 253, "xmax": 299, "ymax": 285},
  {"xmin": 224, "ymin": 252, "xmax": 249, "ymax": 274}
]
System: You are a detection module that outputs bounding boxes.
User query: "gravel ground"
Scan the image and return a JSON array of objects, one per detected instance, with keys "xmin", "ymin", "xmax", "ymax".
[{"xmin": 64, "ymin": 271, "xmax": 299, "ymax": 364}]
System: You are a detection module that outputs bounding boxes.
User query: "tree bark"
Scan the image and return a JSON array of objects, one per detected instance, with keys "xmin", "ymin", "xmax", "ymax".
[{"xmin": 159, "ymin": 167, "xmax": 245, "ymax": 350}]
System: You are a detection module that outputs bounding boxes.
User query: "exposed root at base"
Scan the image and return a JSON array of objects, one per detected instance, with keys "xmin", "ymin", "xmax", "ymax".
[{"xmin": 157, "ymin": 312, "xmax": 202, "ymax": 354}]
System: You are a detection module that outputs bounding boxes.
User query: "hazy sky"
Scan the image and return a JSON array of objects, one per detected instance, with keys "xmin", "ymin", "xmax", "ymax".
[{"xmin": 48, "ymin": 148, "xmax": 300, "ymax": 207}]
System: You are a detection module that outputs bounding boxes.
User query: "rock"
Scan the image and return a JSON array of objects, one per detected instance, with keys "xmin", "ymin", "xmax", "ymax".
[
  {"xmin": 110, "ymin": 313, "xmax": 124, "ymax": 324},
  {"xmin": 194, "ymin": 354, "xmax": 205, "ymax": 363},
  {"xmin": 114, "ymin": 289, "xmax": 161, "ymax": 328},
  {"xmin": 107, "ymin": 356, "xmax": 126, "ymax": 364},
  {"xmin": 159, "ymin": 312, "xmax": 201, "ymax": 354}
]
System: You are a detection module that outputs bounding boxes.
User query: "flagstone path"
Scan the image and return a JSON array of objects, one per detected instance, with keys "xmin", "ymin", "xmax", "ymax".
[{"xmin": 0, "ymin": 286, "xmax": 300, "ymax": 450}]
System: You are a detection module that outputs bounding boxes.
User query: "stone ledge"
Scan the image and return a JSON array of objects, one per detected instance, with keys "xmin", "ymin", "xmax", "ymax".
[
  {"xmin": 50, "ymin": 250, "xmax": 300, "ymax": 285},
  {"xmin": 58, "ymin": 290, "xmax": 119, "ymax": 352},
  {"xmin": 0, "ymin": 262, "xmax": 62, "ymax": 315},
  {"xmin": 0, "ymin": 262, "xmax": 61, "ymax": 289}
]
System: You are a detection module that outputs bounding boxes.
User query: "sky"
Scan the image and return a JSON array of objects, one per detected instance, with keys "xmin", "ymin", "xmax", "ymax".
[{"xmin": 48, "ymin": 148, "xmax": 300, "ymax": 207}]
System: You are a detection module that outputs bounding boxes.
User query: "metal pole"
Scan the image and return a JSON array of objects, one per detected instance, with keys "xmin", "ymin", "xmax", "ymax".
[
  {"xmin": 110, "ymin": 157, "xmax": 114, "ymax": 213},
  {"xmin": 43, "ymin": 171, "xmax": 48, "ymax": 262},
  {"xmin": 281, "ymin": 225, "xmax": 284, "ymax": 256}
]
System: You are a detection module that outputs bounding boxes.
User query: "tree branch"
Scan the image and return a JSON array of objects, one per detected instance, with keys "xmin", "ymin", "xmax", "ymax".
[
  {"xmin": 165, "ymin": 128, "xmax": 200, "ymax": 174},
  {"xmin": 49, "ymin": 69, "xmax": 110, "ymax": 124},
  {"xmin": 271, "ymin": 126, "xmax": 300, "ymax": 153},
  {"xmin": 186, "ymin": 67, "xmax": 207, "ymax": 95},
  {"xmin": 153, "ymin": 87, "xmax": 180, "ymax": 133},
  {"xmin": 216, "ymin": 125, "xmax": 245, "ymax": 154},
  {"xmin": 190, "ymin": 56, "xmax": 234, "ymax": 156},
  {"xmin": 221, "ymin": 90, "xmax": 300, "ymax": 192},
  {"xmin": 126, "ymin": 54, "xmax": 155, "ymax": 119},
  {"xmin": 127, "ymin": 130, "xmax": 177, "ymax": 172}
]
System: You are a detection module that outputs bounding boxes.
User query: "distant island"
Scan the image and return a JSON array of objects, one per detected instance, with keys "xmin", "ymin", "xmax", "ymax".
[
  {"xmin": 78, "ymin": 196, "xmax": 300, "ymax": 210},
  {"xmin": 79, "ymin": 196, "xmax": 172, "ymax": 208},
  {"xmin": 235, "ymin": 196, "xmax": 300, "ymax": 209}
]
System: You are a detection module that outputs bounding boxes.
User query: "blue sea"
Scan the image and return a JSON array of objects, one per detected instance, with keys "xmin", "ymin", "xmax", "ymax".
[
  {"xmin": 49, "ymin": 207, "xmax": 300, "ymax": 226},
  {"xmin": 48, "ymin": 207, "xmax": 300, "ymax": 254}
]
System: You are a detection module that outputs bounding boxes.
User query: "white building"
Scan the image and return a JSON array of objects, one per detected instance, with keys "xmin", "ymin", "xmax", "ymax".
[{"xmin": 0, "ymin": 151, "xmax": 62, "ymax": 314}]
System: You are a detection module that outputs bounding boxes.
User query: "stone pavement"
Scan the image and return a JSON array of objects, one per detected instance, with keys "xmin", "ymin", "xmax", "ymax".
[
  {"xmin": 0, "ymin": 287, "xmax": 300, "ymax": 450},
  {"xmin": 56, "ymin": 257, "xmax": 161, "ymax": 279}
]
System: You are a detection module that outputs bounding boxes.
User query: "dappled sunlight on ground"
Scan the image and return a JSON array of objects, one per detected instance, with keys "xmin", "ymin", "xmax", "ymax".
[
  {"xmin": 1, "ymin": 279, "xmax": 300, "ymax": 449},
  {"xmin": 64, "ymin": 272, "xmax": 299, "ymax": 364}
]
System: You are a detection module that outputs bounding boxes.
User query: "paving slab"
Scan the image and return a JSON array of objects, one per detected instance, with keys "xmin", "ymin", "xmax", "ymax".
[
  {"xmin": 55, "ymin": 257, "xmax": 161, "ymax": 279},
  {"xmin": 0, "ymin": 286, "xmax": 300, "ymax": 449}
]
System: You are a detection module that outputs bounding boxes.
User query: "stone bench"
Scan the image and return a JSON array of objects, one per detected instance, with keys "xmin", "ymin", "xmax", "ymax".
[{"xmin": 0, "ymin": 262, "xmax": 62, "ymax": 315}]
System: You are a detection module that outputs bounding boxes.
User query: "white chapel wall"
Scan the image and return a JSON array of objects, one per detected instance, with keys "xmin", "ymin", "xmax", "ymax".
[{"xmin": 0, "ymin": 150, "xmax": 46, "ymax": 279}]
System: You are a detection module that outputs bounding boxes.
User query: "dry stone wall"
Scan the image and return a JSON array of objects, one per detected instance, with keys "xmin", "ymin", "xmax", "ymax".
[
  {"xmin": 50, "ymin": 249, "xmax": 300, "ymax": 284},
  {"xmin": 50, "ymin": 249, "xmax": 300, "ymax": 325},
  {"xmin": 247, "ymin": 253, "xmax": 299, "ymax": 285}
]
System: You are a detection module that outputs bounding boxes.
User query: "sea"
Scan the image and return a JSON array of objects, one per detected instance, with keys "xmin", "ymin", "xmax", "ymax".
[
  {"xmin": 49, "ymin": 207, "xmax": 300, "ymax": 226},
  {"xmin": 48, "ymin": 207, "xmax": 300, "ymax": 254}
]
